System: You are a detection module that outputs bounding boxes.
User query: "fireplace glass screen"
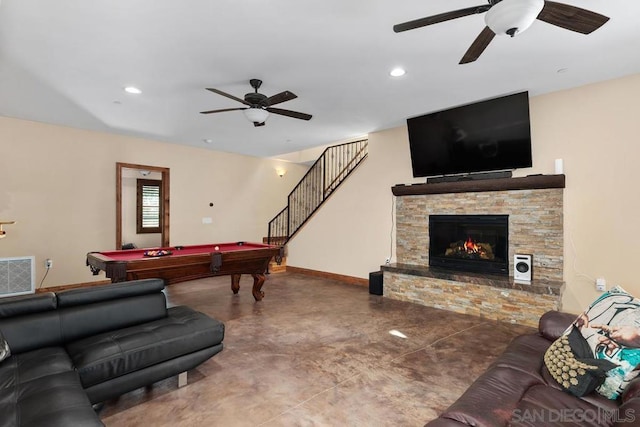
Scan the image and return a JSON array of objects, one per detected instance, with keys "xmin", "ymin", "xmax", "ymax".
[{"xmin": 429, "ymin": 215, "xmax": 508, "ymax": 275}]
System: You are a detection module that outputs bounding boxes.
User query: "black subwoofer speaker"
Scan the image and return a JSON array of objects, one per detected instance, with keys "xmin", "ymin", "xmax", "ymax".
[{"xmin": 369, "ymin": 271, "xmax": 383, "ymax": 295}]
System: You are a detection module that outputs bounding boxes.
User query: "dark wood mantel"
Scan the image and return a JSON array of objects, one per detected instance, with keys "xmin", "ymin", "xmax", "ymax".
[{"xmin": 391, "ymin": 174, "xmax": 565, "ymax": 196}]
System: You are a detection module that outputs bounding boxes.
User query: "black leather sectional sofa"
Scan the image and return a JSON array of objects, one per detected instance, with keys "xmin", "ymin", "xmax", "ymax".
[{"xmin": 0, "ymin": 278, "xmax": 225, "ymax": 427}]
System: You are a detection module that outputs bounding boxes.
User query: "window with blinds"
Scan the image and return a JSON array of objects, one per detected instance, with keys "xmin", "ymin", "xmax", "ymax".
[{"xmin": 137, "ymin": 179, "xmax": 162, "ymax": 234}]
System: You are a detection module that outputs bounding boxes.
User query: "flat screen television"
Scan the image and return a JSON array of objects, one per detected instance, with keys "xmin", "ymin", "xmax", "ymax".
[{"xmin": 407, "ymin": 91, "xmax": 532, "ymax": 178}]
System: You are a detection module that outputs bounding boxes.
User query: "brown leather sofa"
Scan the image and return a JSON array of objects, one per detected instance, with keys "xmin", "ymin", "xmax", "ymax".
[{"xmin": 426, "ymin": 311, "xmax": 640, "ymax": 426}]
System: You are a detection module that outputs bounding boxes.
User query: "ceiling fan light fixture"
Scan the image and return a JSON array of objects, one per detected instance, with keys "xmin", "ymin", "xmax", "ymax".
[
  {"xmin": 485, "ymin": 0, "xmax": 544, "ymax": 37},
  {"xmin": 243, "ymin": 108, "xmax": 269, "ymax": 124}
]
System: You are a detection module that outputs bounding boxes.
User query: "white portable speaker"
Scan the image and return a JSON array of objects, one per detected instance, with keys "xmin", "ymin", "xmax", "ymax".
[{"xmin": 514, "ymin": 254, "xmax": 532, "ymax": 282}]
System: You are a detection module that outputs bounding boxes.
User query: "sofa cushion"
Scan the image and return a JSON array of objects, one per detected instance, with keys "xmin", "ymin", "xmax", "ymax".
[
  {"xmin": 0, "ymin": 347, "xmax": 102, "ymax": 427},
  {"xmin": 56, "ymin": 278, "xmax": 164, "ymax": 307},
  {"xmin": 0, "ymin": 347, "xmax": 73, "ymax": 389},
  {"xmin": 58, "ymin": 293, "xmax": 168, "ymax": 343},
  {"xmin": 436, "ymin": 367, "xmax": 545, "ymax": 426},
  {"xmin": 66, "ymin": 305, "xmax": 225, "ymax": 388},
  {"xmin": 0, "ymin": 293, "xmax": 63, "ymax": 354},
  {"xmin": 0, "ymin": 311, "xmax": 63, "ymax": 355},
  {"xmin": 0, "ymin": 292, "xmax": 57, "ymax": 319},
  {"xmin": 513, "ymin": 384, "xmax": 618, "ymax": 426},
  {"xmin": 0, "ymin": 370, "xmax": 103, "ymax": 427},
  {"xmin": 56, "ymin": 279, "xmax": 168, "ymax": 343},
  {"xmin": 490, "ymin": 334, "xmax": 551, "ymax": 381}
]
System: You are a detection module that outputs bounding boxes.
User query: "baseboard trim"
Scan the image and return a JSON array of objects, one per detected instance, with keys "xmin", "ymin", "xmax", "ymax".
[
  {"xmin": 286, "ymin": 266, "xmax": 368, "ymax": 287},
  {"xmin": 36, "ymin": 280, "xmax": 112, "ymax": 293}
]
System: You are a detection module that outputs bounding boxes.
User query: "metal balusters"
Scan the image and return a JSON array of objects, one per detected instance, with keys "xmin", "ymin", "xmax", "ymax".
[{"xmin": 267, "ymin": 139, "xmax": 368, "ymax": 245}]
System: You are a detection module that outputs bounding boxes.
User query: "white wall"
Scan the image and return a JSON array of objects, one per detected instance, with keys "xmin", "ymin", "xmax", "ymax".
[
  {"xmin": 3, "ymin": 73, "xmax": 639, "ymax": 314},
  {"xmin": 0, "ymin": 117, "xmax": 307, "ymax": 288},
  {"xmin": 287, "ymin": 126, "xmax": 415, "ymax": 275},
  {"xmin": 288, "ymin": 73, "xmax": 640, "ymax": 315}
]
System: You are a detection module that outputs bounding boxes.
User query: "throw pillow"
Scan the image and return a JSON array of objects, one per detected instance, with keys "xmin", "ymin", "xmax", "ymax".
[
  {"xmin": 544, "ymin": 325, "xmax": 616, "ymax": 396},
  {"xmin": 548, "ymin": 286, "xmax": 640, "ymax": 400},
  {"xmin": 574, "ymin": 286, "xmax": 640, "ymax": 399},
  {"xmin": 0, "ymin": 330, "xmax": 11, "ymax": 363}
]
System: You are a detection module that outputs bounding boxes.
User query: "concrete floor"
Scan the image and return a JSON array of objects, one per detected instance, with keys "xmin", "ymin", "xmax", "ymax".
[{"xmin": 100, "ymin": 271, "xmax": 534, "ymax": 427}]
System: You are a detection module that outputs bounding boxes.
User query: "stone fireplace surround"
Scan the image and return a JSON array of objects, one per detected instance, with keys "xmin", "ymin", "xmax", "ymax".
[{"xmin": 382, "ymin": 175, "xmax": 565, "ymax": 327}]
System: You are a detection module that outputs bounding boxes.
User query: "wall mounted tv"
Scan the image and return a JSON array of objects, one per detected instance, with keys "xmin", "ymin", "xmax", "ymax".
[{"xmin": 407, "ymin": 91, "xmax": 532, "ymax": 179}]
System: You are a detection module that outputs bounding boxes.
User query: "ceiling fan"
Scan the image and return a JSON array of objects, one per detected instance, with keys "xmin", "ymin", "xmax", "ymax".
[
  {"xmin": 393, "ymin": 0, "xmax": 609, "ymax": 64},
  {"xmin": 200, "ymin": 79, "xmax": 312, "ymax": 127}
]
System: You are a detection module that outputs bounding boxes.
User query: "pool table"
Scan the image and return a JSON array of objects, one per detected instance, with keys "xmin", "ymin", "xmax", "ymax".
[{"xmin": 86, "ymin": 242, "xmax": 284, "ymax": 301}]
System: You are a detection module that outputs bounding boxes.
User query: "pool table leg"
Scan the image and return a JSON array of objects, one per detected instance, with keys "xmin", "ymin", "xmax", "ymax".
[
  {"xmin": 251, "ymin": 273, "xmax": 265, "ymax": 301},
  {"xmin": 230, "ymin": 273, "xmax": 265, "ymax": 301},
  {"xmin": 231, "ymin": 274, "xmax": 241, "ymax": 294}
]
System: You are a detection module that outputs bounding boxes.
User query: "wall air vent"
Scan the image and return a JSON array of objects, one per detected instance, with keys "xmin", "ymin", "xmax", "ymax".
[{"xmin": 0, "ymin": 256, "xmax": 35, "ymax": 298}]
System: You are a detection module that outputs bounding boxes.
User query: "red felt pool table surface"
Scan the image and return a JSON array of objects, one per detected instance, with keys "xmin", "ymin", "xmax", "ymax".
[
  {"xmin": 86, "ymin": 242, "xmax": 283, "ymax": 301},
  {"xmin": 97, "ymin": 242, "xmax": 270, "ymax": 261}
]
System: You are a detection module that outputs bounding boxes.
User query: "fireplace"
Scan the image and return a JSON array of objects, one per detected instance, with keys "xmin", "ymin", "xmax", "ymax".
[{"xmin": 429, "ymin": 215, "xmax": 509, "ymax": 275}]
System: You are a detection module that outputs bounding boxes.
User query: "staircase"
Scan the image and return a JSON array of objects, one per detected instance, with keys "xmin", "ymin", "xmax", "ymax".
[{"xmin": 268, "ymin": 139, "xmax": 368, "ymax": 246}]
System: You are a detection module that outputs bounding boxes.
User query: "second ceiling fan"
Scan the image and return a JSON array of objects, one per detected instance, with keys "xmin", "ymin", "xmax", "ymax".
[
  {"xmin": 201, "ymin": 79, "xmax": 312, "ymax": 127},
  {"xmin": 393, "ymin": 0, "xmax": 610, "ymax": 64}
]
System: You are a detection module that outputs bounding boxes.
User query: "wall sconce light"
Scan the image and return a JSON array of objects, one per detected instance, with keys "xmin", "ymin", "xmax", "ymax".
[
  {"xmin": 275, "ymin": 168, "xmax": 287, "ymax": 178},
  {"xmin": 0, "ymin": 221, "xmax": 16, "ymax": 239}
]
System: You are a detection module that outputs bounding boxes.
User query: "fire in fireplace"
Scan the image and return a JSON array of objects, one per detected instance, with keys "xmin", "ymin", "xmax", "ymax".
[
  {"xmin": 429, "ymin": 215, "xmax": 508, "ymax": 275},
  {"xmin": 445, "ymin": 236, "xmax": 495, "ymax": 260}
]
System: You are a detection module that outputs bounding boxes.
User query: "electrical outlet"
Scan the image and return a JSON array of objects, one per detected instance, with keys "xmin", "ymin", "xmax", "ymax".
[
  {"xmin": 385, "ymin": 258, "xmax": 391, "ymax": 264},
  {"xmin": 45, "ymin": 259, "xmax": 53, "ymax": 269},
  {"xmin": 596, "ymin": 278, "xmax": 606, "ymax": 292}
]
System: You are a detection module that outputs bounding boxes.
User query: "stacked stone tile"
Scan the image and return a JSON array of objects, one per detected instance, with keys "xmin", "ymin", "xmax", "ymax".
[{"xmin": 387, "ymin": 188, "xmax": 564, "ymax": 327}]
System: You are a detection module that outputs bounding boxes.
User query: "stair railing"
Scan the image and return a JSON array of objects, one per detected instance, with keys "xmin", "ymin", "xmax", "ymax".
[{"xmin": 268, "ymin": 139, "xmax": 368, "ymax": 245}]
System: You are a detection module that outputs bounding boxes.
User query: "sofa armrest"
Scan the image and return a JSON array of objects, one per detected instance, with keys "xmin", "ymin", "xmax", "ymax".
[{"xmin": 538, "ymin": 311, "xmax": 577, "ymax": 341}]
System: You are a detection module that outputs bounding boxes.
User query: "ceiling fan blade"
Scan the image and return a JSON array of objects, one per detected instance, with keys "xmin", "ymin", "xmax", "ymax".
[
  {"xmin": 393, "ymin": 5, "xmax": 491, "ymax": 33},
  {"xmin": 266, "ymin": 107, "xmax": 312, "ymax": 121},
  {"xmin": 254, "ymin": 121, "xmax": 266, "ymax": 127},
  {"xmin": 537, "ymin": 1, "xmax": 609, "ymax": 34},
  {"xmin": 266, "ymin": 91, "xmax": 297, "ymax": 106},
  {"xmin": 459, "ymin": 26, "xmax": 495, "ymax": 64},
  {"xmin": 200, "ymin": 107, "xmax": 247, "ymax": 114},
  {"xmin": 205, "ymin": 88, "xmax": 250, "ymax": 106}
]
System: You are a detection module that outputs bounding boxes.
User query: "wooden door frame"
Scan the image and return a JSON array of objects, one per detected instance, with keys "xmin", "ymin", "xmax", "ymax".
[{"xmin": 116, "ymin": 162, "xmax": 170, "ymax": 249}]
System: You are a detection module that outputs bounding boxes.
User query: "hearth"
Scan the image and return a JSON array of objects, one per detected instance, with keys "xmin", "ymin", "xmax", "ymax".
[{"xmin": 429, "ymin": 214, "xmax": 508, "ymax": 275}]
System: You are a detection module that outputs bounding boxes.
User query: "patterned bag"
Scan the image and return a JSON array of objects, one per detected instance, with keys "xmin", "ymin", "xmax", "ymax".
[{"xmin": 544, "ymin": 326, "xmax": 616, "ymax": 396}]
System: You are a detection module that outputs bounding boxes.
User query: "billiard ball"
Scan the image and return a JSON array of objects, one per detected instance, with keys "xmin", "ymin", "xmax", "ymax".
[{"xmin": 214, "ymin": 246, "xmax": 219, "ymax": 251}]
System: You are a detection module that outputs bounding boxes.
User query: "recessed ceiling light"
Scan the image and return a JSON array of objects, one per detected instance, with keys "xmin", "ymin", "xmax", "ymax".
[
  {"xmin": 203, "ymin": 138, "xmax": 213, "ymax": 144},
  {"xmin": 557, "ymin": 68, "xmax": 569, "ymax": 74},
  {"xmin": 124, "ymin": 86, "xmax": 142, "ymax": 94},
  {"xmin": 390, "ymin": 67, "xmax": 406, "ymax": 77}
]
